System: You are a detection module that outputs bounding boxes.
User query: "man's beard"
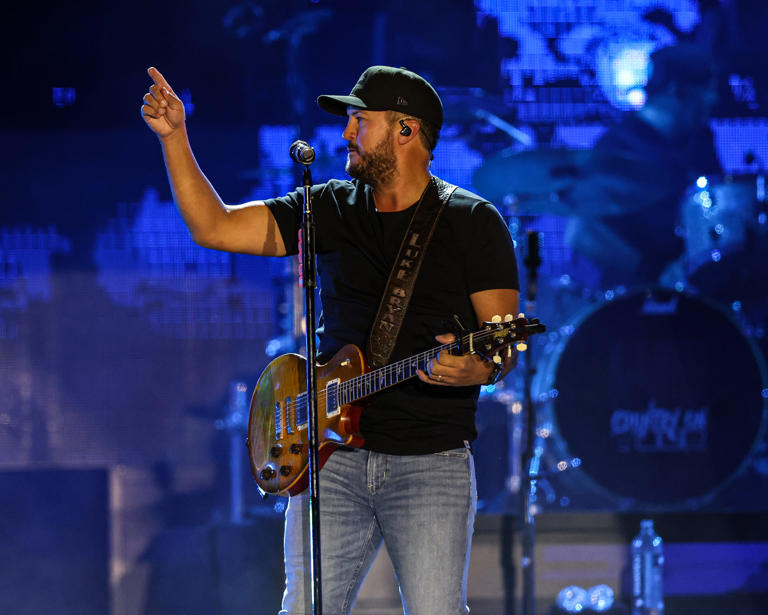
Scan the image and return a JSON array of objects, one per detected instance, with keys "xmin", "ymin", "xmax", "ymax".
[{"xmin": 345, "ymin": 133, "xmax": 397, "ymax": 187}]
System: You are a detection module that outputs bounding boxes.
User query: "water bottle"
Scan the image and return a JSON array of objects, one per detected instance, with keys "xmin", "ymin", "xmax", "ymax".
[{"xmin": 632, "ymin": 519, "xmax": 664, "ymax": 615}]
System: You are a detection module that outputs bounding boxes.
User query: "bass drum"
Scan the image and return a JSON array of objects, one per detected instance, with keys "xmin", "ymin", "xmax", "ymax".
[{"xmin": 534, "ymin": 288, "xmax": 767, "ymax": 509}]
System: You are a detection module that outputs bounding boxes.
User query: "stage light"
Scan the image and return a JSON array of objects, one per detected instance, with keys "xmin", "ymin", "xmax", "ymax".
[
  {"xmin": 696, "ymin": 176, "xmax": 708, "ymax": 189},
  {"xmin": 556, "ymin": 585, "xmax": 587, "ymax": 612},
  {"xmin": 52, "ymin": 87, "xmax": 76, "ymax": 108},
  {"xmin": 596, "ymin": 40, "xmax": 654, "ymax": 110},
  {"xmin": 587, "ymin": 585, "xmax": 615, "ymax": 611},
  {"xmin": 554, "ymin": 584, "xmax": 619, "ymax": 613},
  {"xmin": 180, "ymin": 88, "xmax": 195, "ymax": 116},
  {"xmin": 626, "ymin": 87, "xmax": 646, "ymax": 108},
  {"xmin": 698, "ymin": 190, "xmax": 712, "ymax": 210}
]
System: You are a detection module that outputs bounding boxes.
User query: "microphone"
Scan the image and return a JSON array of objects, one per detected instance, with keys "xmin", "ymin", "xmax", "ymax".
[{"xmin": 289, "ymin": 140, "xmax": 316, "ymax": 164}]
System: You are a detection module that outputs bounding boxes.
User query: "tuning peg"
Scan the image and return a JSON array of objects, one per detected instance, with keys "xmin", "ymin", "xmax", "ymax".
[
  {"xmin": 515, "ymin": 341, "xmax": 528, "ymax": 352},
  {"xmin": 491, "ymin": 315, "xmax": 502, "ymax": 323},
  {"xmin": 507, "ymin": 346, "xmax": 514, "ymax": 358},
  {"xmin": 504, "ymin": 314, "xmax": 514, "ymax": 322},
  {"xmin": 493, "ymin": 353, "xmax": 502, "ymax": 363},
  {"xmin": 517, "ymin": 312, "xmax": 525, "ymax": 318}
]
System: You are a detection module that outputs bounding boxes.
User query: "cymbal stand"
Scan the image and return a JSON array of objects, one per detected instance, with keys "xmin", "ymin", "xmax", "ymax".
[{"xmin": 520, "ymin": 230, "xmax": 542, "ymax": 615}]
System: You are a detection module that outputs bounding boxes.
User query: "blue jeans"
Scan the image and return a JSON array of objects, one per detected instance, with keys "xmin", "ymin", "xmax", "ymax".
[{"xmin": 279, "ymin": 445, "xmax": 477, "ymax": 615}]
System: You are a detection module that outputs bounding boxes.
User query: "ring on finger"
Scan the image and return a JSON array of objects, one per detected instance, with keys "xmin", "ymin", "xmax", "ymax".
[{"xmin": 436, "ymin": 374, "xmax": 443, "ymax": 382}]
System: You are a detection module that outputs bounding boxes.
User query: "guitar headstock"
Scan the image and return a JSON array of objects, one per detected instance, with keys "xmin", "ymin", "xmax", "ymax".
[{"xmin": 462, "ymin": 313, "xmax": 546, "ymax": 362}]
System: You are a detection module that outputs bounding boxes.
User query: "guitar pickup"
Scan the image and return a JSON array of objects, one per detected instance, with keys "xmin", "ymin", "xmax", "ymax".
[
  {"xmin": 274, "ymin": 401, "xmax": 282, "ymax": 440},
  {"xmin": 285, "ymin": 396, "xmax": 294, "ymax": 434},
  {"xmin": 296, "ymin": 392, "xmax": 307, "ymax": 430},
  {"xmin": 326, "ymin": 379, "xmax": 341, "ymax": 418}
]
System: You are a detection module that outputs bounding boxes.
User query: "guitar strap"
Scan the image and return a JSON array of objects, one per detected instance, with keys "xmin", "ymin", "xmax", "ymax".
[{"xmin": 366, "ymin": 176, "xmax": 457, "ymax": 369}]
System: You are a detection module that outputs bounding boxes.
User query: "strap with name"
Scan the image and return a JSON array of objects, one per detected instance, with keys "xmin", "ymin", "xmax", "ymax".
[{"xmin": 366, "ymin": 176, "xmax": 457, "ymax": 368}]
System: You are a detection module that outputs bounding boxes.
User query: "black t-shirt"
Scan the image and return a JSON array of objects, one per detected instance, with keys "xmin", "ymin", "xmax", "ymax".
[{"xmin": 264, "ymin": 178, "xmax": 519, "ymax": 454}]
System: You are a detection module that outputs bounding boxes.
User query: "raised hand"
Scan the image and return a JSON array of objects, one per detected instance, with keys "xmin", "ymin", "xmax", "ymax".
[{"xmin": 141, "ymin": 67, "xmax": 185, "ymax": 139}]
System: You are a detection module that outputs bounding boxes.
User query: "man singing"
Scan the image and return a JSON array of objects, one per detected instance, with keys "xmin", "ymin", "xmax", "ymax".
[{"xmin": 141, "ymin": 64, "xmax": 519, "ymax": 615}]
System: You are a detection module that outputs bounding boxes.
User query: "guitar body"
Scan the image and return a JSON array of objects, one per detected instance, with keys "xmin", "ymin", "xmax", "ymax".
[{"xmin": 247, "ymin": 345, "xmax": 367, "ymax": 496}]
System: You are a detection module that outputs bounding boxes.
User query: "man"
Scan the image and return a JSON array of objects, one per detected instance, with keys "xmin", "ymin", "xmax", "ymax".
[
  {"xmin": 565, "ymin": 42, "xmax": 722, "ymax": 289},
  {"xmin": 141, "ymin": 65, "xmax": 519, "ymax": 615}
]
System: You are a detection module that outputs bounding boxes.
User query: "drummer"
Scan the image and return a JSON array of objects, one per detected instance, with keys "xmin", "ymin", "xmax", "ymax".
[{"xmin": 566, "ymin": 42, "xmax": 722, "ymax": 289}]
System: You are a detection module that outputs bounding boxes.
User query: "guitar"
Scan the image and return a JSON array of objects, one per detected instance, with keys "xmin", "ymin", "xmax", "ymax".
[{"xmin": 246, "ymin": 315, "xmax": 545, "ymax": 496}]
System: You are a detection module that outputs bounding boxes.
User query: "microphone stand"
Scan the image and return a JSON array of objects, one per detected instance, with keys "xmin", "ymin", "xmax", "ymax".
[
  {"xmin": 297, "ymin": 156, "xmax": 323, "ymax": 615},
  {"xmin": 520, "ymin": 230, "xmax": 541, "ymax": 615}
]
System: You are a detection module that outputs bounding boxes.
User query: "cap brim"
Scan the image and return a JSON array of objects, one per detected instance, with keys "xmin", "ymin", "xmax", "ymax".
[{"xmin": 317, "ymin": 94, "xmax": 368, "ymax": 116}]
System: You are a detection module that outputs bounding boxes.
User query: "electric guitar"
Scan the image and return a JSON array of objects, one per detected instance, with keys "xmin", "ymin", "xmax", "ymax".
[{"xmin": 246, "ymin": 315, "xmax": 545, "ymax": 496}]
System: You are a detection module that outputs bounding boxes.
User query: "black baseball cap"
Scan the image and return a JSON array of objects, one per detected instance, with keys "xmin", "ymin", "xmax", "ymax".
[{"xmin": 317, "ymin": 65, "xmax": 443, "ymax": 129}]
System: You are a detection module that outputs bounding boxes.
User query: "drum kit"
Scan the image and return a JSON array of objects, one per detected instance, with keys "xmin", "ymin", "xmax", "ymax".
[{"xmin": 473, "ymin": 146, "xmax": 768, "ymax": 513}]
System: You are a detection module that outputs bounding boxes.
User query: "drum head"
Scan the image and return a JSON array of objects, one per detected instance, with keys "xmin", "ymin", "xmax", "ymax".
[{"xmin": 543, "ymin": 289, "xmax": 767, "ymax": 507}]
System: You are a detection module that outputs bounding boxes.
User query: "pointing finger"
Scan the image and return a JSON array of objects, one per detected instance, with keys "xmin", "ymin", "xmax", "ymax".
[{"xmin": 148, "ymin": 66, "xmax": 176, "ymax": 96}]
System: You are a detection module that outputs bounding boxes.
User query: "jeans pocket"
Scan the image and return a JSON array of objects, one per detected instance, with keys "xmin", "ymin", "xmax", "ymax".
[{"xmin": 433, "ymin": 447, "xmax": 469, "ymax": 459}]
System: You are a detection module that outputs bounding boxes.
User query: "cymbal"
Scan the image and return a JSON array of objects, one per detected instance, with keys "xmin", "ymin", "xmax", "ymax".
[
  {"xmin": 440, "ymin": 88, "xmax": 514, "ymax": 122},
  {"xmin": 473, "ymin": 147, "xmax": 588, "ymax": 212}
]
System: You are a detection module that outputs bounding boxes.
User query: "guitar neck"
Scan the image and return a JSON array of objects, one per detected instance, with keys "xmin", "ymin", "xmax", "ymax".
[{"xmin": 341, "ymin": 341, "xmax": 456, "ymax": 405}]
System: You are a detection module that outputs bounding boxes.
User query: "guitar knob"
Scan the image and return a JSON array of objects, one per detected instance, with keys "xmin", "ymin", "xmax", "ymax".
[
  {"xmin": 270, "ymin": 445, "xmax": 282, "ymax": 458},
  {"xmin": 259, "ymin": 466, "xmax": 276, "ymax": 481},
  {"xmin": 290, "ymin": 443, "xmax": 303, "ymax": 454},
  {"xmin": 280, "ymin": 465, "xmax": 293, "ymax": 476}
]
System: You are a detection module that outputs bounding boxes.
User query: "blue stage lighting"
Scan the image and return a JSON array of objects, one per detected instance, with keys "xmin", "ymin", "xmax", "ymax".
[
  {"xmin": 52, "ymin": 87, "xmax": 76, "ymax": 108},
  {"xmin": 587, "ymin": 585, "xmax": 615, "ymax": 611},
  {"xmin": 596, "ymin": 40, "xmax": 653, "ymax": 110},
  {"xmin": 556, "ymin": 585, "xmax": 587, "ymax": 612}
]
